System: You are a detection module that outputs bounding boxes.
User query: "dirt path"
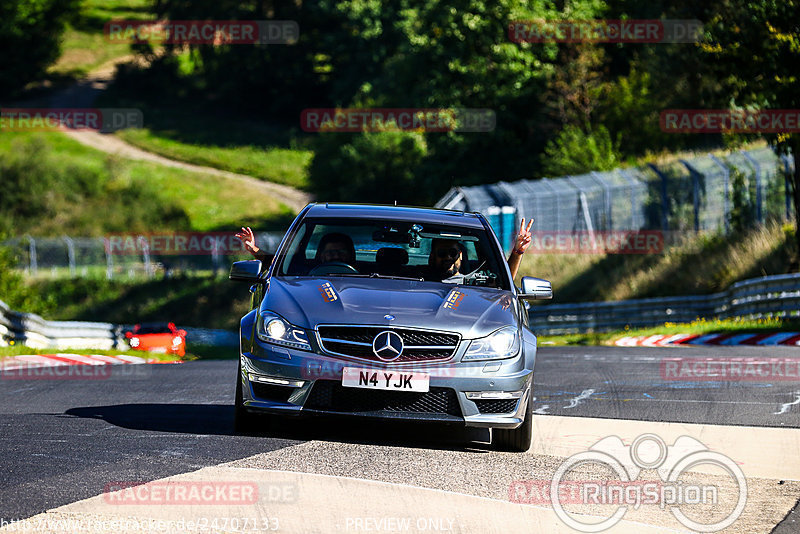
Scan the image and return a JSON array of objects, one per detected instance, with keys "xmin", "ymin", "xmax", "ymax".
[{"xmin": 50, "ymin": 57, "xmax": 313, "ymax": 213}]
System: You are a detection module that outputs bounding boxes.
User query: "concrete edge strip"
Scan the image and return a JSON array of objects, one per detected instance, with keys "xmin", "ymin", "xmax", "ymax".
[
  {"xmin": 615, "ymin": 332, "xmax": 800, "ymax": 347},
  {"xmin": 0, "ymin": 354, "xmax": 181, "ymax": 368}
]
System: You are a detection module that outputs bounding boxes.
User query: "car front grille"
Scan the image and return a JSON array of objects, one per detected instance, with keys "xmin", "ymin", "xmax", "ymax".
[
  {"xmin": 305, "ymin": 380, "xmax": 462, "ymax": 417},
  {"xmin": 473, "ymin": 399, "xmax": 518, "ymax": 414},
  {"xmin": 317, "ymin": 326, "xmax": 459, "ymax": 363}
]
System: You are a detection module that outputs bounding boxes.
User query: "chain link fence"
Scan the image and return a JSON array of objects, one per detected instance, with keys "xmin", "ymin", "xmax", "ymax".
[
  {"xmin": 4, "ymin": 148, "xmax": 796, "ymax": 278},
  {"xmin": 3, "ymin": 233, "xmax": 284, "ymax": 280},
  {"xmin": 437, "ymin": 147, "xmax": 795, "ymax": 250}
]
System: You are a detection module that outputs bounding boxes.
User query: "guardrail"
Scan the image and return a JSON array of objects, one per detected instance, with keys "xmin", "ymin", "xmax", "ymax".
[
  {"xmin": 527, "ymin": 273, "xmax": 800, "ymax": 335},
  {"xmin": 0, "ymin": 299, "xmax": 126, "ymax": 350},
  {"xmin": 3, "ymin": 272, "xmax": 798, "ymax": 348},
  {"xmin": 0, "ymin": 299, "xmax": 241, "ymax": 350}
]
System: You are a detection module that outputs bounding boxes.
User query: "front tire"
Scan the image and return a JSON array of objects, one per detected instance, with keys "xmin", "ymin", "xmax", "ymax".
[{"xmin": 492, "ymin": 392, "xmax": 533, "ymax": 452}]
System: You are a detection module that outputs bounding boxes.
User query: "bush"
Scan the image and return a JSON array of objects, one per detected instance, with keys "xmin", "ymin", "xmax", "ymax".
[
  {"xmin": 308, "ymin": 130, "xmax": 429, "ymax": 204},
  {"xmin": 542, "ymin": 125, "xmax": 621, "ymax": 176},
  {"xmin": 0, "ymin": 135, "xmax": 191, "ymax": 235}
]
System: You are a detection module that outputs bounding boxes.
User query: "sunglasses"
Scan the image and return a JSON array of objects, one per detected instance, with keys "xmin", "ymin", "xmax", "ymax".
[{"xmin": 435, "ymin": 247, "xmax": 461, "ymax": 259}]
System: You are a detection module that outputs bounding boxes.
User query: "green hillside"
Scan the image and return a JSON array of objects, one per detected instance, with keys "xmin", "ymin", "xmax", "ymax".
[{"xmin": 0, "ymin": 132, "xmax": 294, "ymax": 236}]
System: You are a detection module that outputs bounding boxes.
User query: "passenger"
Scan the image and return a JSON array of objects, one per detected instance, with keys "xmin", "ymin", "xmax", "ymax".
[{"xmin": 426, "ymin": 238, "xmax": 467, "ymax": 283}]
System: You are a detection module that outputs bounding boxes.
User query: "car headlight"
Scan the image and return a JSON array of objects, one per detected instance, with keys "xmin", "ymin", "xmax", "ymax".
[
  {"xmin": 256, "ymin": 312, "xmax": 311, "ymax": 351},
  {"xmin": 462, "ymin": 326, "xmax": 520, "ymax": 361}
]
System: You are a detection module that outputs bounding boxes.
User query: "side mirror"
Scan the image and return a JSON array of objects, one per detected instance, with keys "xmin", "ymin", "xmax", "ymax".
[
  {"xmin": 230, "ymin": 260, "xmax": 263, "ymax": 282},
  {"xmin": 519, "ymin": 276, "xmax": 552, "ymax": 300}
]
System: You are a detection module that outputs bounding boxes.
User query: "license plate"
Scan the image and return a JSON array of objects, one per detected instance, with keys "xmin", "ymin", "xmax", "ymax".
[{"xmin": 341, "ymin": 367, "xmax": 430, "ymax": 392}]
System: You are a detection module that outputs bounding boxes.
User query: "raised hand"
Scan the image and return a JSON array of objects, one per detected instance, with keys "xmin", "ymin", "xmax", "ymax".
[
  {"xmin": 513, "ymin": 217, "xmax": 534, "ymax": 255},
  {"xmin": 234, "ymin": 226, "xmax": 260, "ymax": 256}
]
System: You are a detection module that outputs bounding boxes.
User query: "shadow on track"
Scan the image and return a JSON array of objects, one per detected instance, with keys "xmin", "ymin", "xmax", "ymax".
[
  {"xmin": 65, "ymin": 404, "xmax": 237, "ymax": 435},
  {"xmin": 64, "ymin": 403, "xmax": 492, "ymax": 452}
]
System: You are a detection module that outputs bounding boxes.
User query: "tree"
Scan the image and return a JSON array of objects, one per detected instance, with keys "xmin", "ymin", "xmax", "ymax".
[
  {"xmin": 308, "ymin": 130, "xmax": 428, "ymax": 204},
  {"xmin": 703, "ymin": 0, "xmax": 800, "ymax": 263},
  {"xmin": 0, "ymin": 0, "xmax": 80, "ymax": 97}
]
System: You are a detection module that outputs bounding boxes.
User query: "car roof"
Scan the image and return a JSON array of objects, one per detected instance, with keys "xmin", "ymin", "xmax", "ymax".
[{"xmin": 303, "ymin": 203, "xmax": 485, "ymax": 229}]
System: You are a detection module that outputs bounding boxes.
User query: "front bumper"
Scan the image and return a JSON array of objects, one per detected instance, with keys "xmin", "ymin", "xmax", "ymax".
[{"xmin": 238, "ymin": 342, "xmax": 533, "ymax": 429}]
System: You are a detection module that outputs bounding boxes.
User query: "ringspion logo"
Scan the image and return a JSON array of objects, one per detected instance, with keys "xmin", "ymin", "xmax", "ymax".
[{"xmin": 539, "ymin": 434, "xmax": 747, "ymax": 532}]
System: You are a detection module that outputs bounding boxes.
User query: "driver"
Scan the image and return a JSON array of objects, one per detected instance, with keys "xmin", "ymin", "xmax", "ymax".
[{"xmin": 315, "ymin": 232, "xmax": 356, "ymax": 264}]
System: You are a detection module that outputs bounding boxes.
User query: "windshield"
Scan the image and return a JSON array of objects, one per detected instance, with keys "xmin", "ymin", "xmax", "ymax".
[
  {"xmin": 133, "ymin": 324, "xmax": 172, "ymax": 334},
  {"xmin": 275, "ymin": 218, "xmax": 509, "ymax": 290}
]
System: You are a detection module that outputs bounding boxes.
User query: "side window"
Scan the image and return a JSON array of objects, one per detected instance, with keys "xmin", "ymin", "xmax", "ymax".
[{"xmin": 306, "ymin": 227, "xmax": 327, "ymax": 259}]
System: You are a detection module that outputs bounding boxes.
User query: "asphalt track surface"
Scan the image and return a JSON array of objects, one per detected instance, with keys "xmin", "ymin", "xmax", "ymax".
[{"xmin": 1, "ymin": 345, "xmax": 799, "ymax": 531}]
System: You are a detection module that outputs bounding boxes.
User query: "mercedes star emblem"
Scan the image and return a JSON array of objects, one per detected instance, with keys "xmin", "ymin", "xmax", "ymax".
[{"xmin": 372, "ymin": 330, "xmax": 404, "ymax": 361}]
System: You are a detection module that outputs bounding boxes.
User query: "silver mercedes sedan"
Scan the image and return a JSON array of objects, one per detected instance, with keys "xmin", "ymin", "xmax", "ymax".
[{"xmin": 230, "ymin": 203, "xmax": 551, "ymax": 451}]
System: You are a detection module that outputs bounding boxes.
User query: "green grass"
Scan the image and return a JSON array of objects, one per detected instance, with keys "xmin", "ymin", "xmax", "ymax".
[
  {"xmin": 537, "ymin": 317, "xmax": 800, "ymax": 346},
  {"xmin": 517, "ymin": 221, "xmax": 797, "ymax": 303},
  {"xmin": 95, "ymin": 76, "xmax": 314, "ymax": 190},
  {"xmin": 50, "ymin": 0, "xmax": 152, "ymax": 77},
  {"xmin": 0, "ymin": 132, "xmax": 294, "ymax": 235},
  {"xmin": 118, "ymin": 127, "xmax": 313, "ymax": 190}
]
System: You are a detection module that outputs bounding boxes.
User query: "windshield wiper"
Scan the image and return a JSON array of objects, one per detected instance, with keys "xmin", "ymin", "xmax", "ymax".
[
  {"xmin": 367, "ymin": 273, "xmax": 424, "ymax": 281},
  {"xmin": 313, "ymin": 273, "xmax": 424, "ymax": 281}
]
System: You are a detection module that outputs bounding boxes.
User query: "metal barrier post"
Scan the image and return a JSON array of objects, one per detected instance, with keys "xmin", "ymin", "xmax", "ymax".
[
  {"xmin": 137, "ymin": 235, "xmax": 153, "ymax": 278},
  {"xmin": 741, "ymin": 151, "xmax": 763, "ymax": 223},
  {"xmin": 709, "ymin": 154, "xmax": 731, "ymax": 232},
  {"xmin": 63, "ymin": 236, "xmax": 76, "ymax": 277},
  {"xmin": 27, "ymin": 236, "xmax": 37, "ymax": 276},
  {"xmin": 590, "ymin": 172, "xmax": 613, "ymax": 230},
  {"xmin": 680, "ymin": 160, "xmax": 701, "ymax": 232},
  {"xmin": 782, "ymin": 155, "xmax": 792, "ymax": 221},
  {"xmin": 103, "ymin": 237, "xmax": 114, "ymax": 280},
  {"xmin": 647, "ymin": 164, "xmax": 669, "ymax": 231}
]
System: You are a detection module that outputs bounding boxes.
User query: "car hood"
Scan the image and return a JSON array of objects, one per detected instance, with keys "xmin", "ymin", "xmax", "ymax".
[{"xmin": 263, "ymin": 276, "xmax": 517, "ymax": 339}]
